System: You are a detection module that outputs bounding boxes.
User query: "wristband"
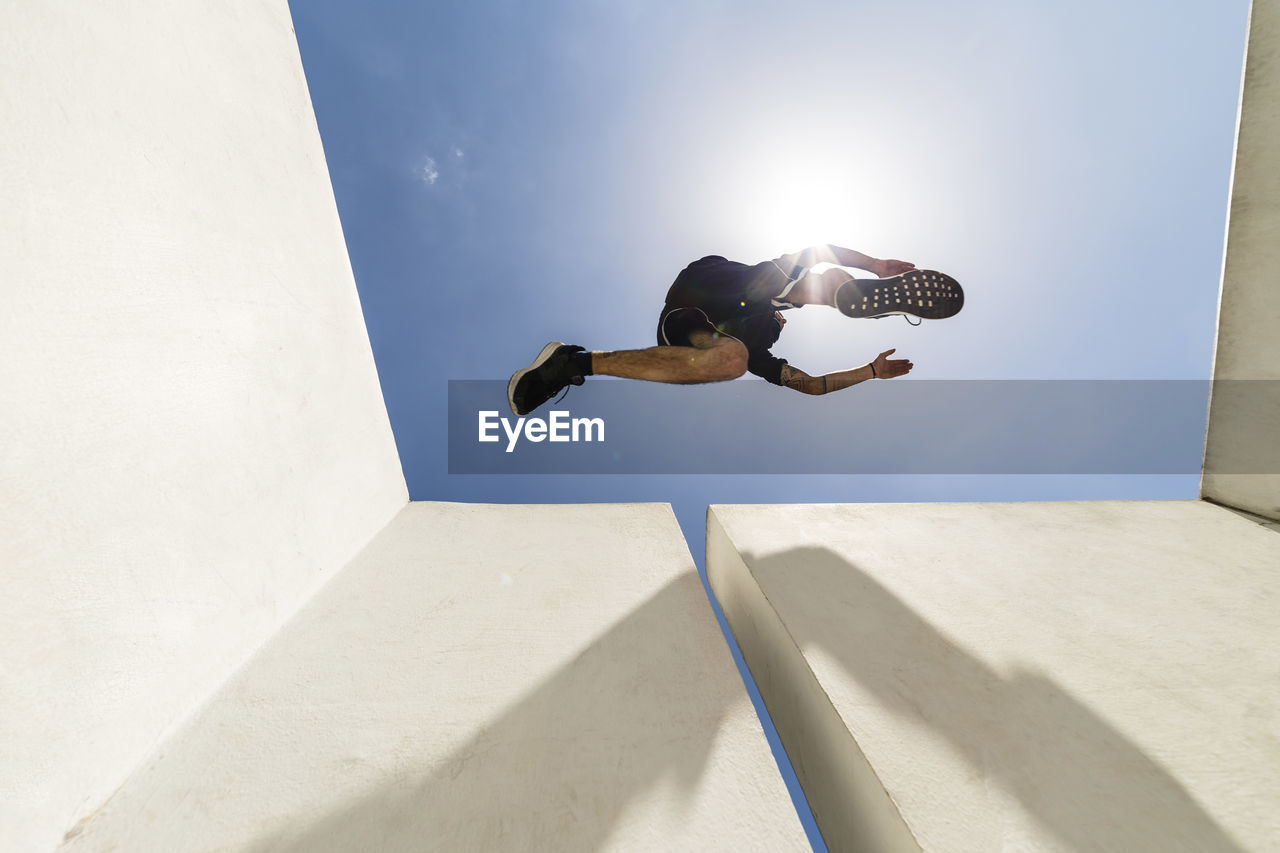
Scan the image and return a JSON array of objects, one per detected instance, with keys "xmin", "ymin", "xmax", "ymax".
[{"xmin": 870, "ymin": 362, "xmax": 877, "ymax": 378}]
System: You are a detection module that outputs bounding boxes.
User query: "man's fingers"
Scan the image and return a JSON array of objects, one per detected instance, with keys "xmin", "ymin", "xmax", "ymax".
[
  {"xmin": 885, "ymin": 358, "xmax": 913, "ymax": 377},
  {"xmin": 873, "ymin": 348, "xmax": 912, "ymax": 379}
]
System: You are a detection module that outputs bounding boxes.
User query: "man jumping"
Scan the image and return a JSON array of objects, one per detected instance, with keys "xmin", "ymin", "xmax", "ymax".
[{"xmin": 508, "ymin": 244, "xmax": 963, "ymax": 416}]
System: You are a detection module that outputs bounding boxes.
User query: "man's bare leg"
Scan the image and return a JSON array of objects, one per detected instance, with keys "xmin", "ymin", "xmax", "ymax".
[
  {"xmin": 509, "ymin": 332, "xmax": 745, "ymax": 415},
  {"xmin": 590, "ymin": 331, "xmax": 746, "ymax": 384}
]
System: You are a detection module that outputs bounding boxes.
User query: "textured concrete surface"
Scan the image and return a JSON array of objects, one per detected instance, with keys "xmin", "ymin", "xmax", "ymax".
[
  {"xmin": 60, "ymin": 503, "xmax": 807, "ymax": 853},
  {"xmin": 708, "ymin": 500, "xmax": 1280, "ymax": 852},
  {"xmin": 1202, "ymin": 0, "xmax": 1280, "ymax": 519},
  {"xmin": 0, "ymin": 4, "xmax": 406, "ymax": 848}
]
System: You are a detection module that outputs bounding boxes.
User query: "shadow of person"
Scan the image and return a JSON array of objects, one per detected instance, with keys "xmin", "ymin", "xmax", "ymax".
[
  {"xmin": 749, "ymin": 546, "xmax": 1246, "ymax": 853},
  {"xmin": 244, "ymin": 572, "xmax": 744, "ymax": 853}
]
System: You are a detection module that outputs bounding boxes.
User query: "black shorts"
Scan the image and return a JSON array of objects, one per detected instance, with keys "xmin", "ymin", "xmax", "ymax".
[{"xmin": 655, "ymin": 255, "xmax": 806, "ymax": 347}]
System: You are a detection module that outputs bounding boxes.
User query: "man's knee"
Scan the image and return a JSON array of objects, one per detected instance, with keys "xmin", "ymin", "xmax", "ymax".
[{"xmin": 702, "ymin": 336, "xmax": 748, "ymax": 381}]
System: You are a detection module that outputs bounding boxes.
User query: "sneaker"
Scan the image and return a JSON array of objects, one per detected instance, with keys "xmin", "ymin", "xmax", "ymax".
[
  {"xmin": 508, "ymin": 342, "xmax": 587, "ymax": 416},
  {"xmin": 834, "ymin": 269, "xmax": 964, "ymax": 321}
]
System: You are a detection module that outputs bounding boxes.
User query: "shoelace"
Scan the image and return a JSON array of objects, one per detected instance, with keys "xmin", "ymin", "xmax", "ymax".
[
  {"xmin": 873, "ymin": 314, "xmax": 923, "ymax": 326},
  {"xmin": 552, "ymin": 374, "xmax": 585, "ymax": 406}
]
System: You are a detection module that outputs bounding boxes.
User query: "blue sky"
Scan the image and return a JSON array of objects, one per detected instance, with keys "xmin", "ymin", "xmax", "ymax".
[{"xmin": 290, "ymin": 0, "xmax": 1250, "ymax": 846}]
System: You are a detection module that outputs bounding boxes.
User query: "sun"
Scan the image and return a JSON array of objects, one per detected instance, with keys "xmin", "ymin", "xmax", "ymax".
[{"xmin": 726, "ymin": 144, "xmax": 904, "ymax": 260}]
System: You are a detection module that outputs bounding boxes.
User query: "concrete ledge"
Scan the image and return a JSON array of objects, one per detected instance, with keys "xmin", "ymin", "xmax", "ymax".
[
  {"xmin": 62, "ymin": 502, "xmax": 807, "ymax": 852},
  {"xmin": 707, "ymin": 508, "xmax": 920, "ymax": 852},
  {"xmin": 708, "ymin": 500, "xmax": 1279, "ymax": 852}
]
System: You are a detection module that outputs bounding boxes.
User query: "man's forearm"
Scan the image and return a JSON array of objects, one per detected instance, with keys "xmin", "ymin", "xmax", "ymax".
[
  {"xmin": 786, "ymin": 245, "xmax": 880, "ymax": 273},
  {"xmin": 780, "ymin": 363, "xmax": 875, "ymax": 395},
  {"xmin": 827, "ymin": 246, "xmax": 880, "ymax": 272}
]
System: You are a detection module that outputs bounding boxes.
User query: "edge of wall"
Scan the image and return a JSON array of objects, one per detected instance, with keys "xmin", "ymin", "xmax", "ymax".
[
  {"xmin": 1200, "ymin": 0, "xmax": 1280, "ymax": 520},
  {"xmin": 705, "ymin": 507, "xmax": 921, "ymax": 853}
]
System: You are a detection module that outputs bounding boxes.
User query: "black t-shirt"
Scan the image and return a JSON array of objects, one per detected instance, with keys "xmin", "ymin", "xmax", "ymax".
[
  {"xmin": 660, "ymin": 255, "xmax": 804, "ymax": 384},
  {"xmin": 720, "ymin": 311, "xmax": 790, "ymax": 384}
]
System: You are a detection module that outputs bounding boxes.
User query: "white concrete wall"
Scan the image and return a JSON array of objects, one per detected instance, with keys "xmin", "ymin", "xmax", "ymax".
[
  {"xmin": 60, "ymin": 503, "xmax": 807, "ymax": 853},
  {"xmin": 0, "ymin": 4, "xmax": 407, "ymax": 849},
  {"xmin": 1202, "ymin": 0, "xmax": 1280, "ymax": 519},
  {"xmin": 708, "ymin": 501, "xmax": 1280, "ymax": 852}
]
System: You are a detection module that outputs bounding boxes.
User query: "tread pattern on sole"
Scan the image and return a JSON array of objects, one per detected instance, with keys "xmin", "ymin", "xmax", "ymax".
[{"xmin": 835, "ymin": 269, "xmax": 964, "ymax": 320}]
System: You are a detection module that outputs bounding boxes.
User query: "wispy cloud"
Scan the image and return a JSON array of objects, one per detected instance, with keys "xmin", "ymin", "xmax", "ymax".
[
  {"xmin": 417, "ymin": 147, "xmax": 465, "ymax": 186},
  {"xmin": 419, "ymin": 156, "xmax": 439, "ymax": 185}
]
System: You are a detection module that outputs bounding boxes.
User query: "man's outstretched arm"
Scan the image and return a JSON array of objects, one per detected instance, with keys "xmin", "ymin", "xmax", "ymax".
[
  {"xmin": 778, "ymin": 245, "xmax": 916, "ymax": 278},
  {"xmin": 779, "ymin": 348, "xmax": 913, "ymax": 395}
]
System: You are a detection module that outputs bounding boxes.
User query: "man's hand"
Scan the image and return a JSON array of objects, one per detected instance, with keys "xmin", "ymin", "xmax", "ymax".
[
  {"xmin": 872, "ymin": 348, "xmax": 913, "ymax": 379},
  {"xmin": 874, "ymin": 258, "xmax": 916, "ymax": 278}
]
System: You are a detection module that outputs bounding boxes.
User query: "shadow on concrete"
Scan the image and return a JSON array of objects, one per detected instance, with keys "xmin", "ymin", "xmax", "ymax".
[
  {"xmin": 243, "ymin": 572, "xmax": 745, "ymax": 853},
  {"xmin": 750, "ymin": 546, "xmax": 1245, "ymax": 853}
]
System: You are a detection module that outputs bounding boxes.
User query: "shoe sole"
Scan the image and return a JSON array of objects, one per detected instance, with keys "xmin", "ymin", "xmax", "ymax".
[
  {"xmin": 834, "ymin": 269, "xmax": 964, "ymax": 320},
  {"xmin": 508, "ymin": 341, "xmax": 566, "ymax": 416}
]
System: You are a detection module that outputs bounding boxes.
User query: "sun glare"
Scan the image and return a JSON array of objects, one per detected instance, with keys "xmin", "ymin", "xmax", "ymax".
[{"xmin": 727, "ymin": 144, "xmax": 907, "ymax": 259}]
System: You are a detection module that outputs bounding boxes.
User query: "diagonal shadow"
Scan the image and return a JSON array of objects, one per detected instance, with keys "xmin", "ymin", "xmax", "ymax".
[
  {"xmin": 749, "ymin": 546, "xmax": 1246, "ymax": 853},
  {"xmin": 242, "ymin": 572, "xmax": 748, "ymax": 853}
]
